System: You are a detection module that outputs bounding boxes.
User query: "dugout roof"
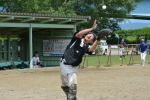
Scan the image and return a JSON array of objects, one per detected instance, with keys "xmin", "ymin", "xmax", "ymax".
[{"xmin": 0, "ymin": 12, "xmax": 91, "ymax": 36}]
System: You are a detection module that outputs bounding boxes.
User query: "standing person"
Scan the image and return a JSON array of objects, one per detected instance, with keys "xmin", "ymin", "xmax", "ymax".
[
  {"xmin": 32, "ymin": 52, "xmax": 41, "ymax": 68},
  {"xmin": 119, "ymin": 38, "xmax": 127, "ymax": 60},
  {"xmin": 138, "ymin": 39, "xmax": 148, "ymax": 66},
  {"xmin": 60, "ymin": 20, "xmax": 112, "ymax": 100}
]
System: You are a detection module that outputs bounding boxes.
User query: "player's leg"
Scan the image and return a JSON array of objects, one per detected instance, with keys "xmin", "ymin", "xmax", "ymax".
[
  {"xmin": 141, "ymin": 53, "xmax": 145, "ymax": 66},
  {"xmin": 60, "ymin": 61, "xmax": 78, "ymax": 100},
  {"xmin": 60, "ymin": 62, "xmax": 69, "ymax": 97},
  {"xmin": 33, "ymin": 65, "xmax": 38, "ymax": 68},
  {"xmin": 119, "ymin": 48, "xmax": 122, "ymax": 59},
  {"xmin": 142, "ymin": 52, "xmax": 147, "ymax": 66},
  {"xmin": 68, "ymin": 84, "xmax": 77, "ymax": 100},
  {"xmin": 122, "ymin": 48, "xmax": 126, "ymax": 58},
  {"xmin": 140, "ymin": 53, "xmax": 142, "ymax": 60},
  {"xmin": 61, "ymin": 74, "xmax": 69, "ymax": 96},
  {"xmin": 61, "ymin": 86, "xmax": 69, "ymax": 97},
  {"xmin": 67, "ymin": 73, "xmax": 77, "ymax": 100},
  {"xmin": 140, "ymin": 53, "xmax": 143, "ymax": 65}
]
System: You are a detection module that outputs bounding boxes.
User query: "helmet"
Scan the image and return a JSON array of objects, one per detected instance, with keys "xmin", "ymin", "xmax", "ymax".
[{"xmin": 141, "ymin": 39, "xmax": 145, "ymax": 41}]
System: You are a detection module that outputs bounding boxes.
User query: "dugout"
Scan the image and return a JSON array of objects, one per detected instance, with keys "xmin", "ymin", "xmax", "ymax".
[{"xmin": 0, "ymin": 12, "xmax": 91, "ymax": 68}]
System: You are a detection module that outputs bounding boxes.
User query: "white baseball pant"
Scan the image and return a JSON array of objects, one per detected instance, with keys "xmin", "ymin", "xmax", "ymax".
[
  {"xmin": 60, "ymin": 61, "xmax": 78, "ymax": 87},
  {"xmin": 120, "ymin": 48, "xmax": 124, "ymax": 56},
  {"xmin": 140, "ymin": 52, "xmax": 147, "ymax": 66}
]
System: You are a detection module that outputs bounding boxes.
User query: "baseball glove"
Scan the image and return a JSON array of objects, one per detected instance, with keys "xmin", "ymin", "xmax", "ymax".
[
  {"xmin": 118, "ymin": 44, "xmax": 127, "ymax": 48},
  {"xmin": 118, "ymin": 45, "xmax": 124, "ymax": 48},
  {"xmin": 97, "ymin": 29, "xmax": 112, "ymax": 40}
]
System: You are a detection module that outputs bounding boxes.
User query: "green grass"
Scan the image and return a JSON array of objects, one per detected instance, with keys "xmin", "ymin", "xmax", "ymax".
[{"xmin": 80, "ymin": 55, "xmax": 150, "ymax": 67}]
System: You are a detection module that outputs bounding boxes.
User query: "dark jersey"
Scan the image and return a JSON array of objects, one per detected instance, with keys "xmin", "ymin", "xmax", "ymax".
[
  {"xmin": 120, "ymin": 41, "xmax": 126, "ymax": 48},
  {"xmin": 63, "ymin": 32, "xmax": 92, "ymax": 66},
  {"xmin": 138, "ymin": 44, "xmax": 148, "ymax": 53},
  {"xmin": 120, "ymin": 41, "xmax": 126, "ymax": 45}
]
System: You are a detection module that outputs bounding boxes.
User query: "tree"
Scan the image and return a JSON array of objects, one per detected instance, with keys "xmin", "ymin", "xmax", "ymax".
[
  {"xmin": 0, "ymin": 0, "xmax": 76, "ymax": 15},
  {"xmin": 114, "ymin": 27, "xmax": 150, "ymax": 44},
  {"xmin": 0, "ymin": 0, "xmax": 143, "ymax": 31},
  {"xmin": 114, "ymin": 27, "xmax": 150, "ymax": 35},
  {"xmin": 72, "ymin": 0, "xmax": 142, "ymax": 32}
]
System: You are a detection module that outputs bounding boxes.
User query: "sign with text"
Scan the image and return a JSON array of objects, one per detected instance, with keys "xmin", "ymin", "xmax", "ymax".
[{"xmin": 43, "ymin": 39, "xmax": 70, "ymax": 56}]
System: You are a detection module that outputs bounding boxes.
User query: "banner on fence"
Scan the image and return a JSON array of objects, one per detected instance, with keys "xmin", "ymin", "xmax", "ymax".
[{"xmin": 43, "ymin": 39, "xmax": 70, "ymax": 56}]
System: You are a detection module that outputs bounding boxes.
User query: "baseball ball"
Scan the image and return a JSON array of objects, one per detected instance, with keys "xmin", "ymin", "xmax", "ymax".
[{"xmin": 102, "ymin": 5, "xmax": 106, "ymax": 10}]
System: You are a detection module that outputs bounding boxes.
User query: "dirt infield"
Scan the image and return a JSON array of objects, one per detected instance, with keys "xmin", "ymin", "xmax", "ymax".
[{"xmin": 0, "ymin": 64, "xmax": 150, "ymax": 100}]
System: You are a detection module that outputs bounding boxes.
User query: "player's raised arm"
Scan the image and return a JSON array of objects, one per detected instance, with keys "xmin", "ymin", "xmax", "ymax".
[
  {"xmin": 75, "ymin": 20, "xmax": 97, "ymax": 38},
  {"xmin": 88, "ymin": 40, "xmax": 99, "ymax": 52}
]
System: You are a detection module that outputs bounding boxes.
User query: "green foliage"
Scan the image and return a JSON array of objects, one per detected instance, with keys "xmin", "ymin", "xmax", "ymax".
[
  {"xmin": 114, "ymin": 27, "xmax": 150, "ymax": 35},
  {"xmin": 74, "ymin": 0, "xmax": 142, "ymax": 31},
  {"xmin": 126, "ymin": 36, "xmax": 136, "ymax": 42},
  {"xmin": 0, "ymin": 0, "xmax": 76, "ymax": 15},
  {"xmin": 0, "ymin": 38, "xmax": 20, "ymax": 41},
  {"xmin": 113, "ymin": 27, "xmax": 150, "ymax": 44},
  {"xmin": 0, "ymin": 0, "xmax": 143, "ymax": 31}
]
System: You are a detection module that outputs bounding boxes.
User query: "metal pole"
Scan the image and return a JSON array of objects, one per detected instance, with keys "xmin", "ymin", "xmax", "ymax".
[
  {"xmin": 29, "ymin": 24, "xmax": 33, "ymax": 68},
  {"xmin": 73, "ymin": 25, "xmax": 76, "ymax": 33},
  {"xmin": 8, "ymin": 36, "xmax": 10, "ymax": 61}
]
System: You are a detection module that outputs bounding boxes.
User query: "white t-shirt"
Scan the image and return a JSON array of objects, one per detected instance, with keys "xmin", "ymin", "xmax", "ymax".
[
  {"xmin": 70, "ymin": 39, "xmax": 91, "ymax": 48},
  {"xmin": 32, "ymin": 57, "xmax": 40, "ymax": 65}
]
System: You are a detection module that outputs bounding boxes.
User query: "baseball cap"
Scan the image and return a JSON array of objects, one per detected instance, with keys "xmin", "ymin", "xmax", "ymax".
[{"xmin": 141, "ymin": 39, "xmax": 145, "ymax": 41}]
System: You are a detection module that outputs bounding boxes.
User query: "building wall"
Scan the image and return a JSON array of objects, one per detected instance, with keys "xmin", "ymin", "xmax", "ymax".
[
  {"xmin": 0, "ymin": 40, "xmax": 20, "ymax": 61},
  {"xmin": 32, "ymin": 30, "xmax": 74, "ymax": 66},
  {"xmin": 0, "ymin": 41, "xmax": 8, "ymax": 61}
]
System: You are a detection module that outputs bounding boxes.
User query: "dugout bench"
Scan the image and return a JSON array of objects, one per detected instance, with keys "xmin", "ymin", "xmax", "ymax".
[
  {"xmin": 0, "ymin": 61, "xmax": 29, "ymax": 70},
  {"xmin": 0, "ymin": 62, "xmax": 11, "ymax": 67}
]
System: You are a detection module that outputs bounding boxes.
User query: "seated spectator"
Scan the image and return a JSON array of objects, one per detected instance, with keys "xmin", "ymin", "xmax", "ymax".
[{"xmin": 32, "ymin": 52, "xmax": 41, "ymax": 68}]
